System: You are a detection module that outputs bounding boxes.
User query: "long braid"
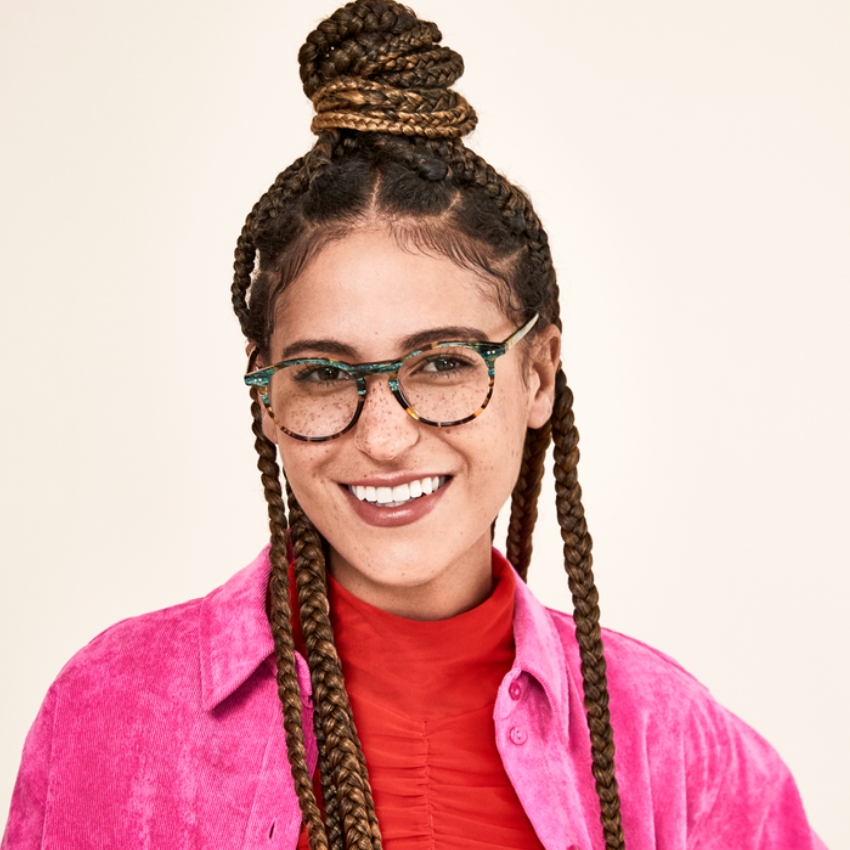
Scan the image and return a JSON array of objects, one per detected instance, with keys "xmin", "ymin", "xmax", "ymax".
[
  {"xmin": 290, "ymin": 501, "xmax": 344, "ymax": 850},
  {"xmin": 552, "ymin": 369, "xmax": 625, "ymax": 849},
  {"xmin": 506, "ymin": 424, "xmax": 552, "ymax": 581},
  {"xmin": 287, "ymin": 487, "xmax": 382, "ymax": 850},
  {"xmin": 250, "ymin": 395, "xmax": 328, "ymax": 850},
  {"xmin": 286, "ymin": 495, "xmax": 345, "ymax": 850}
]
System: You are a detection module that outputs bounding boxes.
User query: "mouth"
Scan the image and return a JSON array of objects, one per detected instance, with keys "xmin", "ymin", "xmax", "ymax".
[{"xmin": 346, "ymin": 475, "xmax": 449, "ymax": 508}]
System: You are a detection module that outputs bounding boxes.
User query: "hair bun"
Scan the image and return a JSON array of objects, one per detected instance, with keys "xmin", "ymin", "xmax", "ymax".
[{"xmin": 299, "ymin": 0, "xmax": 477, "ymax": 139}]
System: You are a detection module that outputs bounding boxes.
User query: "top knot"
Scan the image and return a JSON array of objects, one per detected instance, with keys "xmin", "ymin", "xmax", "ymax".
[{"xmin": 299, "ymin": 0, "xmax": 477, "ymax": 139}]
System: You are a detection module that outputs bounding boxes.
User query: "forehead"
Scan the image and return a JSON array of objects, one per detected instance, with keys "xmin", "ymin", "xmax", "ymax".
[{"xmin": 271, "ymin": 229, "xmax": 511, "ymax": 357}]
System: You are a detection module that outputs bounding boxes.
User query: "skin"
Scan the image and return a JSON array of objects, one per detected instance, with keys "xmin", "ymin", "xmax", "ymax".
[{"xmin": 260, "ymin": 227, "xmax": 560, "ymax": 620}]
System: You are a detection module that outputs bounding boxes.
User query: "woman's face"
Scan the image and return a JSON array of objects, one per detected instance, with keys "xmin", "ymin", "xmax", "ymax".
[{"xmin": 262, "ymin": 228, "xmax": 559, "ymax": 619}]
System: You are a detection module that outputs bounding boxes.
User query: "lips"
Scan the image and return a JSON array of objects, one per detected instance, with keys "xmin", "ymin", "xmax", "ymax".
[
  {"xmin": 347, "ymin": 475, "xmax": 448, "ymax": 508},
  {"xmin": 340, "ymin": 474, "xmax": 452, "ymax": 528}
]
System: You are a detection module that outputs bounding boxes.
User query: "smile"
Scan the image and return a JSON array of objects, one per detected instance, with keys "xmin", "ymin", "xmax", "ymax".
[{"xmin": 347, "ymin": 476, "xmax": 448, "ymax": 508}]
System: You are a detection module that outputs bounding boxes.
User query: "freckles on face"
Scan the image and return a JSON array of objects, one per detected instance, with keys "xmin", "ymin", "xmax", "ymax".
[{"xmin": 263, "ymin": 227, "xmax": 546, "ymax": 607}]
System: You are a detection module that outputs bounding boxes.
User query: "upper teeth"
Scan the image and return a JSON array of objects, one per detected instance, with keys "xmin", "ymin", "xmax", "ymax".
[{"xmin": 349, "ymin": 476, "xmax": 445, "ymax": 506}]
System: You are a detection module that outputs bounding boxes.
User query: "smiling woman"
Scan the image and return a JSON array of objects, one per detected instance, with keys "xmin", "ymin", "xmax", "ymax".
[
  {"xmin": 255, "ymin": 230, "xmax": 558, "ymax": 620},
  {"xmin": 1, "ymin": 0, "xmax": 843, "ymax": 848}
]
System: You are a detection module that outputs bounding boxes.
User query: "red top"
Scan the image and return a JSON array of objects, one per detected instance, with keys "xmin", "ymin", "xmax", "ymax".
[{"xmin": 296, "ymin": 555, "xmax": 544, "ymax": 848}]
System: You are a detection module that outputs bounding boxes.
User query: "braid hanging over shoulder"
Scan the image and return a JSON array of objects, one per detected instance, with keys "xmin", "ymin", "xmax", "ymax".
[
  {"xmin": 232, "ymin": 2, "xmax": 625, "ymax": 848},
  {"xmin": 249, "ymin": 391, "xmax": 328, "ymax": 848}
]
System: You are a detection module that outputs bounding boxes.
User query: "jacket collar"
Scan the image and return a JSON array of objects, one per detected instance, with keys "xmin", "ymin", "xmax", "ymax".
[
  {"xmin": 199, "ymin": 546, "xmax": 278, "ymax": 711},
  {"xmin": 199, "ymin": 546, "xmax": 571, "ymax": 730},
  {"xmin": 499, "ymin": 549, "xmax": 573, "ymax": 740}
]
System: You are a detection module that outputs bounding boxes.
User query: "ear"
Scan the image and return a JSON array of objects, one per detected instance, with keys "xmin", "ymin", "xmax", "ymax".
[{"xmin": 526, "ymin": 324, "xmax": 561, "ymax": 429}]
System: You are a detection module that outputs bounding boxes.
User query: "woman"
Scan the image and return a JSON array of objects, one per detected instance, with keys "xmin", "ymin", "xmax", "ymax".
[{"xmin": 1, "ymin": 1, "xmax": 830, "ymax": 848}]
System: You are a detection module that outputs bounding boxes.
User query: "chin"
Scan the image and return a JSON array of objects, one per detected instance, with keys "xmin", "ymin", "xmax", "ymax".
[
  {"xmin": 333, "ymin": 540, "xmax": 441, "ymax": 586},
  {"xmin": 333, "ymin": 527, "xmax": 492, "ymax": 586}
]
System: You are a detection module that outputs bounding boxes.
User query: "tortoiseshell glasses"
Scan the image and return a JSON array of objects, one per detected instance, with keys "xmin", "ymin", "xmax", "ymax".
[{"xmin": 244, "ymin": 313, "xmax": 539, "ymax": 442}]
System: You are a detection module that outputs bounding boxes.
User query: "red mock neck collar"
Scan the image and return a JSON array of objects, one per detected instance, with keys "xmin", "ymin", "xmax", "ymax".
[{"xmin": 326, "ymin": 552, "xmax": 516, "ymax": 720}]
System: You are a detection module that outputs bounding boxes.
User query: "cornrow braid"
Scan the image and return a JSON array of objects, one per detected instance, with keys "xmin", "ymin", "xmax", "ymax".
[
  {"xmin": 233, "ymin": 2, "xmax": 626, "ymax": 848},
  {"xmin": 231, "ymin": 156, "xmax": 310, "ymax": 338},
  {"xmin": 552, "ymin": 369, "xmax": 625, "ymax": 849},
  {"xmin": 440, "ymin": 143, "xmax": 557, "ymax": 294}
]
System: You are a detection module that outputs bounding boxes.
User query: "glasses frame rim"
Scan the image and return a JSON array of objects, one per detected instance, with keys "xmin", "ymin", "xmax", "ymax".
[{"xmin": 244, "ymin": 312, "xmax": 540, "ymax": 442}]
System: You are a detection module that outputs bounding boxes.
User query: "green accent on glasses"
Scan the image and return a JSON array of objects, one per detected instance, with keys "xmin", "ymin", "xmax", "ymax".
[{"xmin": 244, "ymin": 313, "xmax": 540, "ymax": 442}]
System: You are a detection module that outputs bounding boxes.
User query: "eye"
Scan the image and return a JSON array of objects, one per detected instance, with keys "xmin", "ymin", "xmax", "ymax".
[
  {"xmin": 292, "ymin": 363, "xmax": 352, "ymax": 384},
  {"xmin": 418, "ymin": 353, "xmax": 477, "ymax": 374}
]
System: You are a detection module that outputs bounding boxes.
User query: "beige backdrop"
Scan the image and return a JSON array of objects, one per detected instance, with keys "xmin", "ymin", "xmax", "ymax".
[{"xmin": 1, "ymin": 0, "xmax": 847, "ymax": 845}]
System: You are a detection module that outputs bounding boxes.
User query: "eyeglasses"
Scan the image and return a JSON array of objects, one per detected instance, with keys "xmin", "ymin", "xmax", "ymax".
[{"xmin": 244, "ymin": 313, "xmax": 539, "ymax": 442}]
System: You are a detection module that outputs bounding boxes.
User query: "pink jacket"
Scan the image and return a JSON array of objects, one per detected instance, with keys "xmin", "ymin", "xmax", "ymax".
[{"xmin": 2, "ymin": 548, "xmax": 825, "ymax": 849}]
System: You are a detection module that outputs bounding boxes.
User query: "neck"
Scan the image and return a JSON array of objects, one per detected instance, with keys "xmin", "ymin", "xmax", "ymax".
[{"xmin": 327, "ymin": 536, "xmax": 494, "ymax": 620}]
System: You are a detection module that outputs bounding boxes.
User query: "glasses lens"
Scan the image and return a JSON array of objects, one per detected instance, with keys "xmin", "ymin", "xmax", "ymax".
[
  {"xmin": 399, "ymin": 346, "xmax": 491, "ymax": 423},
  {"xmin": 268, "ymin": 361, "xmax": 359, "ymax": 439}
]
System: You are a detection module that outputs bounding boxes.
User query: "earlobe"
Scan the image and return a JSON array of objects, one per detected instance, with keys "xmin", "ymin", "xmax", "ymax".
[{"xmin": 526, "ymin": 326, "xmax": 561, "ymax": 429}]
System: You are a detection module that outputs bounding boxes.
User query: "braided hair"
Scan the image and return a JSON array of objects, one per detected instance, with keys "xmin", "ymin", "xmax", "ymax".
[{"xmin": 231, "ymin": 2, "xmax": 624, "ymax": 848}]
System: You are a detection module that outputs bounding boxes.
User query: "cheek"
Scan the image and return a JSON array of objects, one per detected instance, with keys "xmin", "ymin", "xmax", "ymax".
[
  {"xmin": 500, "ymin": 420, "xmax": 529, "ymax": 487},
  {"xmin": 464, "ymin": 397, "xmax": 530, "ymax": 499},
  {"xmin": 490, "ymin": 369, "xmax": 536, "ymax": 441},
  {"xmin": 276, "ymin": 442, "xmax": 333, "ymax": 503},
  {"xmin": 487, "ymin": 379, "xmax": 535, "ymax": 485}
]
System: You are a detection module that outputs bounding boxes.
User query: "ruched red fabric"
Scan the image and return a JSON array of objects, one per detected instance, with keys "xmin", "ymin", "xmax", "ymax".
[{"xmin": 297, "ymin": 556, "xmax": 544, "ymax": 849}]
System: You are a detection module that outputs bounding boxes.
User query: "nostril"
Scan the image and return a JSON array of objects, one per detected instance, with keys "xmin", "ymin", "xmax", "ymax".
[{"xmin": 268, "ymin": 821, "xmax": 275, "ymax": 839}]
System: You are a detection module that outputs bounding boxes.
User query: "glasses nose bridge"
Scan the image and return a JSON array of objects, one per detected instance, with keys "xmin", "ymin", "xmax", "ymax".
[{"xmin": 355, "ymin": 359, "xmax": 408, "ymax": 411}]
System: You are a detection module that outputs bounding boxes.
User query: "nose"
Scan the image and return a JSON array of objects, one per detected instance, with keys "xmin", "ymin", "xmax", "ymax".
[{"xmin": 353, "ymin": 375, "xmax": 419, "ymax": 460}]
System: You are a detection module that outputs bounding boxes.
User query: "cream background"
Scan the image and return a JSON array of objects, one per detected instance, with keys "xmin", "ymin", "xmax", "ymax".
[{"xmin": 1, "ymin": 0, "xmax": 847, "ymax": 844}]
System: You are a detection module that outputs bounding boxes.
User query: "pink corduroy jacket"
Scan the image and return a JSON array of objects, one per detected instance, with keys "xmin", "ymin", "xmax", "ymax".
[{"xmin": 2, "ymin": 548, "xmax": 826, "ymax": 849}]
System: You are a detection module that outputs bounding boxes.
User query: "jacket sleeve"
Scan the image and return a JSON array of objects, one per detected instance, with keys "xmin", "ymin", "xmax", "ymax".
[
  {"xmin": 1, "ymin": 684, "xmax": 57, "ymax": 850},
  {"xmin": 684, "ymin": 692, "xmax": 827, "ymax": 850}
]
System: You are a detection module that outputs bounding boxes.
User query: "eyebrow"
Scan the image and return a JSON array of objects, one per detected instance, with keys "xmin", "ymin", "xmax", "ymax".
[{"xmin": 277, "ymin": 326, "xmax": 492, "ymax": 362}]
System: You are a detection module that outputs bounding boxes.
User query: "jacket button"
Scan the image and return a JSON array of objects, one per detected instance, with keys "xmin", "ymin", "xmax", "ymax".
[
  {"xmin": 509, "ymin": 726, "xmax": 527, "ymax": 745},
  {"xmin": 508, "ymin": 681, "xmax": 522, "ymax": 700}
]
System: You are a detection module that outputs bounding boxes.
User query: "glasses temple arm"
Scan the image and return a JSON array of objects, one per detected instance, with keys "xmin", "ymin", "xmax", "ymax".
[{"xmin": 503, "ymin": 313, "xmax": 540, "ymax": 352}]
